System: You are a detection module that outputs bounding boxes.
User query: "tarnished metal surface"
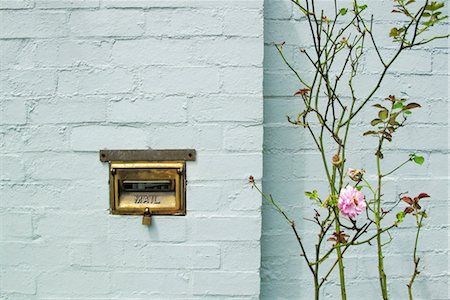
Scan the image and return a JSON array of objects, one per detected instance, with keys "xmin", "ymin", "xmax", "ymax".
[{"xmin": 99, "ymin": 149, "xmax": 196, "ymax": 162}]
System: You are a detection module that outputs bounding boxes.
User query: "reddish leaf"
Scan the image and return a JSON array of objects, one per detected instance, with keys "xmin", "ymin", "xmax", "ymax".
[
  {"xmin": 404, "ymin": 207, "xmax": 414, "ymax": 214},
  {"xmin": 417, "ymin": 193, "xmax": 430, "ymax": 199},
  {"xmin": 294, "ymin": 88, "xmax": 310, "ymax": 96},
  {"xmin": 404, "ymin": 103, "xmax": 421, "ymax": 110},
  {"xmin": 401, "ymin": 196, "xmax": 413, "ymax": 205},
  {"xmin": 387, "ymin": 95, "xmax": 396, "ymax": 102}
]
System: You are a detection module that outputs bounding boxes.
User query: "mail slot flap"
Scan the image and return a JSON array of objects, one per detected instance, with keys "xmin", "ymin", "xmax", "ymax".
[
  {"xmin": 121, "ymin": 180, "xmax": 175, "ymax": 192},
  {"xmin": 109, "ymin": 161, "xmax": 186, "ymax": 216}
]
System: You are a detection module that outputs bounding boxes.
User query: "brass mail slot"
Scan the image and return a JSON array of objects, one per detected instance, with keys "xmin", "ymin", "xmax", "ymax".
[{"xmin": 109, "ymin": 162, "xmax": 186, "ymax": 216}]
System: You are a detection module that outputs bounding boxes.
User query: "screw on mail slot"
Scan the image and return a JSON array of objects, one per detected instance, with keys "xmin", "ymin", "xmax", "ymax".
[{"xmin": 100, "ymin": 149, "xmax": 194, "ymax": 226}]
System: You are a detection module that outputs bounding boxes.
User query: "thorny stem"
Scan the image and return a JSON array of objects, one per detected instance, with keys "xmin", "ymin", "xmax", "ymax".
[
  {"xmin": 407, "ymin": 212, "xmax": 425, "ymax": 300},
  {"xmin": 376, "ymin": 135, "xmax": 389, "ymax": 300}
]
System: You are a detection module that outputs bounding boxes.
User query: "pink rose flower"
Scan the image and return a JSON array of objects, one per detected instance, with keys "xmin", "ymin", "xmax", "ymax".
[{"xmin": 338, "ymin": 185, "xmax": 366, "ymax": 218}]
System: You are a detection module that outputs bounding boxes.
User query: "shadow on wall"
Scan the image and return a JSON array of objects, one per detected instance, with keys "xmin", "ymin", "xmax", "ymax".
[{"xmin": 261, "ymin": 0, "xmax": 449, "ymax": 299}]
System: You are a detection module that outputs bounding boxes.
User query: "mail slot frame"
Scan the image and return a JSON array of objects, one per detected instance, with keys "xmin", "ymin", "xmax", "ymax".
[{"xmin": 109, "ymin": 161, "xmax": 186, "ymax": 216}]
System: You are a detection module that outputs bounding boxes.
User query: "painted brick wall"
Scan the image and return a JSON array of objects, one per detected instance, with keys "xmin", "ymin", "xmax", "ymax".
[
  {"xmin": 0, "ymin": 0, "xmax": 264, "ymax": 298},
  {"xmin": 262, "ymin": 0, "xmax": 448, "ymax": 299}
]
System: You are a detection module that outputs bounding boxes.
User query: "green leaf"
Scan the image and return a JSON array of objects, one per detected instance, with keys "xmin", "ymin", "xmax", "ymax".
[
  {"xmin": 413, "ymin": 155, "xmax": 425, "ymax": 165},
  {"xmin": 305, "ymin": 190, "xmax": 319, "ymax": 201},
  {"xmin": 359, "ymin": 4, "xmax": 368, "ymax": 10},
  {"xmin": 378, "ymin": 109, "xmax": 389, "ymax": 121},
  {"xmin": 425, "ymin": 2, "xmax": 444, "ymax": 11},
  {"xmin": 393, "ymin": 102, "xmax": 404, "ymax": 110},
  {"xmin": 396, "ymin": 211, "xmax": 406, "ymax": 223},
  {"xmin": 371, "ymin": 118, "xmax": 383, "ymax": 126},
  {"xmin": 339, "ymin": 8, "xmax": 348, "ymax": 15},
  {"xmin": 373, "ymin": 104, "xmax": 386, "ymax": 109},
  {"xmin": 363, "ymin": 130, "xmax": 379, "ymax": 136},
  {"xmin": 390, "ymin": 27, "xmax": 399, "ymax": 37},
  {"xmin": 355, "ymin": 186, "xmax": 364, "ymax": 191},
  {"xmin": 420, "ymin": 211, "xmax": 428, "ymax": 218}
]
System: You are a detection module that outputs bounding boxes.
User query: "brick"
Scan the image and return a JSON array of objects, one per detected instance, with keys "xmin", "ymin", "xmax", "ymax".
[
  {"xmin": 0, "ymin": 98, "xmax": 26, "ymax": 124},
  {"xmin": 140, "ymin": 67, "xmax": 220, "ymax": 94},
  {"xmin": 29, "ymin": 97, "xmax": 106, "ymax": 124},
  {"xmin": 108, "ymin": 216, "xmax": 187, "ymax": 242},
  {"xmin": 0, "ymin": 212, "xmax": 33, "ymax": 240},
  {"xmin": 189, "ymin": 96, "xmax": 262, "ymax": 123},
  {"xmin": 264, "ymin": 126, "xmax": 321, "ymax": 151},
  {"xmin": 221, "ymin": 241, "xmax": 260, "ymax": 271},
  {"xmin": 0, "ymin": 183, "xmax": 62, "ymax": 209},
  {"xmin": 111, "ymin": 271, "xmax": 189, "ymax": 296},
  {"xmin": 0, "ymin": 269, "xmax": 36, "ymax": 294},
  {"xmin": 0, "ymin": 0, "xmax": 33, "ymax": 9},
  {"xmin": 187, "ymin": 183, "xmax": 222, "ymax": 212},
  {"xmin": 227, "ymin": 181, "xmax": 261, "ymax": 211},
  {"xmin": 264, "ymin": 44, "xmax": 296, "ymax": 71},
  {"xmin": 24, "ymin": 152, "xmax": 104, "ymax": 180},
  {"xmin": 428, "ymin": 152, "xmax": 448, "ymax": 177},
  {"xmin": 190, "ymin": 217, "xmax": 261, "ymax": 241},
  {"xmin": 70, "ymin": 125, "xmax": 148, "ymax": 151},
  {"xmin": 194, "ymin": 37, "xmax": 263, "ymax": 66},
  {"xmin": 222, "ymin": 67, "xmax": 263, "ymax": 94},
  {"xmin": 35, "ymin": 0, "xmax": 99, "ymax": 8},
  {"xmin": 263, "ymin": 97, "xmax": 299, "ymax": 125},
  {"xmin": 264, "ymin": 20, "xmax": 315, "ymax": 46},
  {"xmin": 264, "ymin": 0, "xmax": 292, "ymax": 20},
  {"xmin": 0, "ymin": 40, "xmax": 34, "ymax": 69},
  {"xmin": 38, "ymin": 271, "xmax": 110, "ymax": 296},
  {"xmin": 145, "ymin": 9, "xmax": 222, "ymax": 36},
  {"xmin": 112, "ymin": 37, "xmax": 262, "ymax": 67},
  {"xmin": 1, "ymin": 69, "xmax": 57, "ymax": 96},
  {"xmin": 0, "ymin": 155, "xmax": 24, "ymax": 181},
  {"xmin": 69, "ymin": 9, "xmax": 144, "ymax": 37},
  {"xmin": 58, "ymin": 69, "xmax": 134, "ymax": 95},
  {"xmin": 111, "ymin": 38, "xmax": 191, "ymax": 66},
  {"xmin": 432, "ymin": 51, "xmax": 449, "ymax": 75},
  {"xmin": 223, "ymin": 125, "xmax": 263, "ymax": 151},
  {"xmin": 0, "ymin": 241, "xmax": 70, "ymax": 267},
  {"xmin": 109, "ymin": 97, "xmax": 187, "ymax": 123},
  {"xmin": 224, "ymin": 8, "xmax": 263, "ymax": 37},
  {"xmin": 34, "ymin": 40, "xmax": 112, "ymax": 67},
  {"xmin": 193, "ymin": 271, "xmax": 260, "ymax": 295},
  {"xmin": 263, "ymin": 71, "xmax": 303, "ymax": 97},
  {"xmin": 122, "ymin": 244, "xmax": 220, "ymax": 269},
  {"xmin": 147, "ymin": 125, "xmax": 222, "ymax": 150},
  {"xmin": 364, "ymin": 49, "xmax": 432, "ymax": 74},
  {"xmin": 35, "ymin": 212, "xmax": 108, "ymax": 240},
  {"xmin": 69, "ymin": 240, "xmax": 122, "ymax": 267},
  {"xmin": 189, "ymin": 154, "xmax": 262, "ymax": 180},
  {"xmin": 0, "ymin": 11, "xmax": 67, "ymax": 38},
  {"xmin": 24, "ymin": 125, "xmax": 69, "ymax": 151},
  {"xmin": 428, "ymin": 99, "xmax": 449, "ymax": 123}
]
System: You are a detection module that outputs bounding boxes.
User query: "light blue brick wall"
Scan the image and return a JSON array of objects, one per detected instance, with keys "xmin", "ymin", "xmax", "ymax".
[
  {"xmin": 0, "ymin": 0, "xmax": 264, "ymax": 298},
  {"xmin": 262, "ymin": 0, "xmax": 449, "ymax": 299}
]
